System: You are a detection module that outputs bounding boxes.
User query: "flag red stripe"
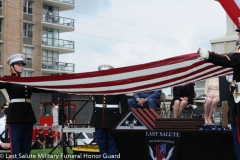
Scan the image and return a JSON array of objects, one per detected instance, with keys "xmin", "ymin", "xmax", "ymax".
[
  {"xmin": 37, "ymin": 67, "xmax": 231, "ymax": 94},
  {"xmin": 33, "ymin": 62, "xmax": 231, "ymax": 89},
  {"xmin": 0, "ymin": 53, "xmax": 198, "ymax": 82},
  {"xmin": 0, "ymin": 52, "xmax": 233, "ymax": 94}
]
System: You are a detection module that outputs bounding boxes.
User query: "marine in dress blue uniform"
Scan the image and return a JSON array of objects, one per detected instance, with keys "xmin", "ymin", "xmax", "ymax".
[
  {"xmin": 198, "ymin": 25, "xmax": 240, "ymax": 159},
  {"xmin": 90, "ymin": 64, "xmax": 128, "ymax": 160},
  {"xmin": 0, "ymin": 54, "xmax": 52, "ymax": 160},
  {"xmin": 128, "ymin": 90, "xmax": 162, "ymax": 111}
]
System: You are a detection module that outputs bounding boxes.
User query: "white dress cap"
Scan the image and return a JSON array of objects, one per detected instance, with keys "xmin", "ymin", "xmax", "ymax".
[
  {"xmin": 98, "ymin": 64, "xmax": 114, "ymax": 71},
  {"xmin": 6, "ymin": 54, "xmax": 26, "ymax": 66}
]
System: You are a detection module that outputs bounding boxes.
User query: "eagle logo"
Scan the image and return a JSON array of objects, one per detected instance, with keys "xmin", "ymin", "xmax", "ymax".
[{"xmin": 148, "ymin": 144, "xmax": 174, "ymax": 160}]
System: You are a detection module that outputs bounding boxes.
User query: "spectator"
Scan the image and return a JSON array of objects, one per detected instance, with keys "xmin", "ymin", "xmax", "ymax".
[
  {"xmin": 171, "ymin": 83, "xmax": 195, "ymax": 118},
  {"xmin": 204, "ymin": 77, "xmax": 220, "ymax": 124},
  {"xmin": 45, "ymin": 12, "xmax": 50, "ymax": 22},
  {"xmin": 128, "ymin": 90, "xmax": 162, "ymax": 111},
  {"xmin": 36, "ymin": 128, "xmax": 44, "ymax": 149},
  {"xmin": 0, "ymin": 102, "xmax": 10, "ymax": 151},
  {"xmin": 46, "ymin": 128, "xmax": 57, "ymax": 148}
]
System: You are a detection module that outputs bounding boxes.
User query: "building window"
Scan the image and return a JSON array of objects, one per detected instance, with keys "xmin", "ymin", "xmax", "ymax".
[
  {"xmin": 42, "ymin": 27, "xmax": 59, "ymax": 46},
  {"xmin": 43, "ymin": 4, "xmax": 59, "ymax": 16},
  {"xmin": 22, "ymin": 70, "xmax": 33, "ymax": 77},
  {"xmin": 0, "ymin": 0, "xmax": 2, "ymax": 8},
  {"xmin": 23, "ymin": 23, "xmax": 33, "ymax": 38},
  {"xmin": 43, "ymin": 27, "xmax": 59, "ymax": 39},
  {"xmin": 42, "ymin": 50, "xmax": 59, "ymax": 69},
  {"xmin": 43, "ymin": 50, "xmax": 59, "ymax": 62},
  {"xmin": 23, "ymin": 47, "xmax": 33, "ymax": 64},
  {"xmin": 23, "ymin": 0, "xmax": 33, "ymax": 14}
]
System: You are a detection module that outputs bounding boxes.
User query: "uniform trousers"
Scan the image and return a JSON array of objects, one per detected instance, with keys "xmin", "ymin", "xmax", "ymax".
[
  {"xmin": 9, "ymin": 122, "xmax": 33, "ymax": 160},
  {"xmin": 95, "ymin": 128, "xmax": 118, "ymax": 160},
  {"xmin": 128, "ymin": 98, "xmax": 160, "ymax": 111},
  {"xmin": 231, "ymin": 120, "xmax": 240, "ymax": 160}
]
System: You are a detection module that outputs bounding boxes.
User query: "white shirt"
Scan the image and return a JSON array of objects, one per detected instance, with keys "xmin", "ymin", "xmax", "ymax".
[
  {"xmin": 0, "ymin": 116, "xmax": 6, "ymax": 143},
  {"xmin": 226, "ymin": 75, "xmax": 233, "ymax": 83}
]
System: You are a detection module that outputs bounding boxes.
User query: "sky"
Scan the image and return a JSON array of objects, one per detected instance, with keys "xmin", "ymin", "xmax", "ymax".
[{"xmin": 59, "ymin": 0, "xmax": 227, "ymax": 74}]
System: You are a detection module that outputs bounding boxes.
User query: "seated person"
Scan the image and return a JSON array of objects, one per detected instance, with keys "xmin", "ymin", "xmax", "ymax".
[
  {"xmin": 0, "ymin": 102, "xmax": 10, "ymax": 150},
  {"xmin": 171, "ymin": 83, "xmax": 195, "ymax": 118},
  {"xmin": 36, "ymin": 128, "xmax": 44, "ymax": 149},
  {"xmin": 46, "ymin": 127, "xmax": 57, "ymax": 148},
  {"xmin": 128, "ymin": 90, "xmax": 162, "ymax": 111},
  {"xmin": 204, "ymin": 77, "xmax": 220, "ymax": 124}
]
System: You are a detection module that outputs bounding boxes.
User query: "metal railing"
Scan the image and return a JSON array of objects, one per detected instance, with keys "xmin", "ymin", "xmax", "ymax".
[
  {"xmin": 42, "ymin": 14, "xmax": 74, "ymax": 27},
  {"xmin": 52, "ymin": 0, "xmax": 74, "ymax": 4},
  {"xmin": 42, "ymin": 61, "xmax": 75, "ymax": 72},
  {"xmin": 42, "ymin": 37, "xmax": 74, "ymax": 49}
]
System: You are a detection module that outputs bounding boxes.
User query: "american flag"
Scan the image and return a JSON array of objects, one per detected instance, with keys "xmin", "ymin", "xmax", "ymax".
[
  {"xmin": 154, "ymin": 143, "xmax": 166, "ymax": 160},
  {"xmin": 160, "ymin": 143, "xmax": 166, "ymax": 156},
  {"xmin": 0, "ymin": 53, "xmax": 232, "ymax": 95}
]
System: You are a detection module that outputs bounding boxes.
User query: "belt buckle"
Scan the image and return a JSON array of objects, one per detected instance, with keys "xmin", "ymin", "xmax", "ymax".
[
  {"xmin": 235, "ymin": 92, "xmax": 240, "ymax": 98},
  {"xmin": 25, "ymin": 98, "xmax": 30, "ymax": 103},
  {"xmin": 102, "ymin": 104, "xmax": 106, "ymax": 108}
]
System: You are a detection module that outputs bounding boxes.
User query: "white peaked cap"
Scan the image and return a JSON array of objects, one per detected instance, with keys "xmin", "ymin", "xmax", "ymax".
[
  {"xmin": 6, "ymin": 54, "xmax": 26, "ymax": 66},
  {"xmin": 98, "ymin": 64, "xmax": 114, "ymax": 71}
]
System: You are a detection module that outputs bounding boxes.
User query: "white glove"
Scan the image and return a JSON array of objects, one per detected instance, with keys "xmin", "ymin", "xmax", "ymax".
[{"xmin": 198, "ymin": 48, "xmax": 209, "ymax": 60}]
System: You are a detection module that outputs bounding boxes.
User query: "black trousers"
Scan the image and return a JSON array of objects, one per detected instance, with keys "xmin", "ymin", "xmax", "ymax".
[{"xmin": 45, "ymin": 143, "xmax": 53, "ymax": 148}]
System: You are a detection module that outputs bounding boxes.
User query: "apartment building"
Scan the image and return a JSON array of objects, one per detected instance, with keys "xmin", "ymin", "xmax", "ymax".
[
  {"xmin": 0, "ymin": 0, "xmax": 75, "ymax": 76},
  {"xmin": 0, "ymin": 0, "xmax": 93, "ymax": 124}
]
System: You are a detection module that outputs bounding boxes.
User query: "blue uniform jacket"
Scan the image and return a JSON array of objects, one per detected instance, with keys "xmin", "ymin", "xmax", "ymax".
[
  {"xmin": 133, "ymin": 90, "xmax": 162, "ymax": 100},
  {"xmin": 0, "ymin": 74, "xmax": 53, "ymax": 123}
]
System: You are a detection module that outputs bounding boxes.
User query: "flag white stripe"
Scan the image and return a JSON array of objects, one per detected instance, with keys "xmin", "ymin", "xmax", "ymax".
[
  {"xmin": 33, "ymin": 67, "xmax": 232, "ymax": 93},
  {"xmin": 1, "ymin": 59, "xmax": 200, "ymax": 86},
  {"xmin": 0, "ymin": 53, "xmax": 233, "ymax": 94}
]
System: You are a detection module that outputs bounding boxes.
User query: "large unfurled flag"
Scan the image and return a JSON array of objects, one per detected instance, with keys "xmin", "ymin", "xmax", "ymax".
[{"xmin": 0, "ymin": 53, "xmax": 232, "ymax": 95}]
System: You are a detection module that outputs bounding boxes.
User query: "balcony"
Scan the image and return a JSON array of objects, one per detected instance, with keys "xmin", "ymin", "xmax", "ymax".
[
  {"xmin": 42, "ymin": 61, "xmax": 75, "ymax": 72},
  {"xmin": 42, "ymin": 37, "xmax": 74, "ymax": 53},
  {"xmin": 43, "ymin": 0, "xmax": 75, "ymax": 11},
  {"xmin": 42, "ymin": 14, "xmax": 74, "ymax": 32}
]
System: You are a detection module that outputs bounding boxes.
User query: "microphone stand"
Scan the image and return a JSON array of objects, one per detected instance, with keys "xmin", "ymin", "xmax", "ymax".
[{"xmin": 43, "ymin": 102, "xmax": 69, "ymax": 160}]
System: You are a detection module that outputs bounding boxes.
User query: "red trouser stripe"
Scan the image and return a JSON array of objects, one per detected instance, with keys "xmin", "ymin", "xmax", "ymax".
[{"xmin": 235, "ymin": 117, "xmax": 240, "ymax": 144}]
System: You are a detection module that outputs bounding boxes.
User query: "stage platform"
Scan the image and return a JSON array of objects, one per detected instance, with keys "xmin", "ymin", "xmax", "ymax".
[{"xmin": 111, "ymin": 130, "xmax": 236, "ymax": 160}]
